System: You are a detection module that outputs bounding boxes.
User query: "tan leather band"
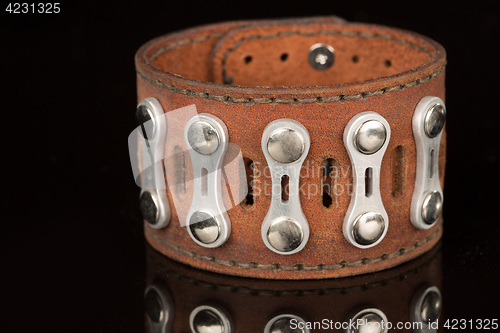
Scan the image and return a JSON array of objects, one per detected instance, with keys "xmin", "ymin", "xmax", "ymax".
[{"xmin": 135, "ymin": 16, "xmax": 446, "ymax": 279}]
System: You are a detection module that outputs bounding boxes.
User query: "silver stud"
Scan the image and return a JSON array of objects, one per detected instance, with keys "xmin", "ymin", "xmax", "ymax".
[
  {"xmin": 308, "ymin": 43, "xmax": 335, "ymax": 70},
  {"xmin": 421, "ymin": 191, "xmax": 443, "ymax": 225},
  {"xmin": 187, "ymin": 120, "xmax": 220, "ymax": 155},
  {"xmin": 265, "ymin": 314, "xmax": 308, "ymax": 333},
  {"xmin": 352, "ymin": 313, "xmax": 384, "ymax": 333},
  {"xmin": 424, "ymin": 103, "xmax": 446, "ymax": 138},
  {"xmin": 352, "ymin": 212, "xmax": 386, "ymax": 246},
  {"xmin": 267, "ymin": 128, "xmax": 305, "ymax": 163},
  {"xmin": 144, "ymin": 284, "xmax": 174, "ymax": 332},
  {"xmin": 410, "ymin": 285, "xmax": 442, "ymax": 330},
  {"xmin": 144, "ymin": 288, "xmax": 163, "ymax": 323},
  {"xmin": 189, "ymin": 305, "xmax": 231, "ymax": 333},
  {"xmin": 191, "ymin": 310, "xmax": 223, "ymax": 333},
  {"xmin": 347, "ymin": 308, "xmax": 388, "ymax": 333},
  {"xmin": 140, "ymin": 191, "xmax": 159, "ymax": 226},
  {"xmin": 354, "ymin": 120, "xmax": 387, "ymax": 155},
  {"xmin": 269, "ymin": 318, "xmax": 292, "ymax": 333},
  {"xmin": 188, "ymin": 211, "xmax": 220, "ymax": 245},
  {"xmin": 420, "ymin": 290, "xmax": 441, "ymax": 323},
  {"xmin": 267, "ymin": 218, "xmax": 304, "ymax": 253}
]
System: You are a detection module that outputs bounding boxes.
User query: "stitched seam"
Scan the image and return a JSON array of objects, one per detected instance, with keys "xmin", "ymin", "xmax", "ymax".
[
  {"xmin": 148, "ymin": 32, "xmax": 225, "ymax": 62},
  {"xmin": 221, "ymin": 30, "xmax": 433, "ymax": 81},
  {"xmin": 136, "ymin": 63, "xmax": 445, "ymax": 105},
  {"xmin": 148, "ymin": 245, "xmax": 439, "ymax": 296},
  {"xmin": 147, "ymin": 225, "xmax": 441, "ymax": 271}
]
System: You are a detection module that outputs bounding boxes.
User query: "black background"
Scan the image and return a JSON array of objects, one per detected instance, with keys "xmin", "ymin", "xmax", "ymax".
[{"xmin": 1, "ymin": 0, "xmax": 499, "ymax": 331}]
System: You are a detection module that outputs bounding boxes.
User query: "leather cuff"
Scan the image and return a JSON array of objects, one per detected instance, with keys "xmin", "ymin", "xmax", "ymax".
[{"xmin": 135, "ymin": 16, "xmax": 446, "ymax": 279}]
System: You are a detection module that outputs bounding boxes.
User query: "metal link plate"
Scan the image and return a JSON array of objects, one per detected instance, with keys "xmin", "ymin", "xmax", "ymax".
[
  {"xmin": 410, "ymin": 96, "xmax": 445, "ymax": 229},
  {"xmin": 184, "ymin": 114, "xmax": 231, "ymax": 248},
  {"xmin": 261, "ymin": 119, "xmax": 310, "ymax": 255},
  {"xmin": 343, "ymin": 112, "xmax": 391, "ymax": 249},
  {"xmin": 137, "ymin": 97, "xmax": 171, "ymax": 229}
]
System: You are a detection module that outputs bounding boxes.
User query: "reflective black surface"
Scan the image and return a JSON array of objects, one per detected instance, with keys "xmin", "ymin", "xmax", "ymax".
[{"xmin": 2, "ymin": 1, "xmax": 499, "ymax": 332}]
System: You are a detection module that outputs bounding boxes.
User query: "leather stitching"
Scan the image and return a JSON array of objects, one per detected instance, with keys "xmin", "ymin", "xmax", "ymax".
[
  {"xmin": 221, "ymin": 30, "xmax": 433, "ymax": 82},
  {"xmin": 148, "ymin": 32, "xmax": 226, "ymax": 62},
  {"xmin": 146, "ymin": 225, "xmax": 441, "ymax": 271},
  {"xmin": 148, "ymin": 244, "xmax": 439, "ymax": 295},
  {"xmin": 141, "ymin": 29, "xmax": 444, "ymax": 104},
  {"xmin": 136, "ymin": 64, "xmax": 445, "ymax": 105}
]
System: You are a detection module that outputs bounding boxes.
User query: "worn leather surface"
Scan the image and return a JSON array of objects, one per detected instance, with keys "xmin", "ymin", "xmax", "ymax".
[
  {"xmin": 135, "ymin": 16, "xmax": 446, "ymax": 279},
  {"xmin": 145, "ymin": 243, "xmax": 443, "ymax": 332}
]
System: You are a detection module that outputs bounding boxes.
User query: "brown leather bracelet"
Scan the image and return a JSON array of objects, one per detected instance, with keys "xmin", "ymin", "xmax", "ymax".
[{"xmin": 134, "ymin": 16, "xmax": 446, "ymax": 280}]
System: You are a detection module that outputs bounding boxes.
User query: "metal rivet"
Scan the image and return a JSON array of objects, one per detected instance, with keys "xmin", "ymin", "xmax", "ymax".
[
  {"xmin": 144, "ymin": 288, "xmax": 163, "ymax": 323},
  {"xmin": 190, "ymin": 305, "xmax": 231, "ymax": 333},
  {"xmin": 267, "ymin": 218, "xmax": 304, "ymax": 253},
  {"xmin": 421, "ymin": 191, "xmax": 443, "ymax": 225},
  {"xmin": 191, "ymin": 310, "xmax": 224, "ymax": 333},
  {"xmin": 140, "ymin": 191, "xmax": 159, "ymax": 226},
  {"xmin": 420, "ymin": 291, "xmax": 441, "ymax": 323},
  {"xmin": 424, "ymin": 103, "xmax": 446, "ymax": 138},
  {"xmin": 136, "ymin": 104, "xmax": 156, "ymax": 141},
  {"xmin": 347, "ymin": 309, "xmax": 388, "ymax": 333},
  {"xmin": 353, "ymin": 313, "xmax": 384, "ymax": 333},
  {"xmin": 189, "ymin": 211, "xmax": 220, "ymax": 244},
  {"xmin": 265, "ymin": 314, "xmax": 308, "ymax": 333},
  {"xmin": 269, "ymin": 318, "xmax": 303, "ymax": 333},
  {"xmin": 267, "ymin": 128, "xmax": 305, "ymax": 163},
  {"xmin": 354, "ymin": 120, "xmax": 387, "ymax": 155},
  {"xmin": 308, "ymin": 43, "xmax": 335, "ymax": 70},
  {"xmin": 187, "ymin": 120, "xmax": 220, "ymax": 155},
  {"xmin": 352, "ymin": 212, "xmax": 386, "ymax": 246}
]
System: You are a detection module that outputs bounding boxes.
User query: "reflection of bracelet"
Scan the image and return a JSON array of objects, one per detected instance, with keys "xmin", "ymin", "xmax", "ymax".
[
  {"xmin": 145, "ymin": 242, "xmax": 443, "ymax": 332},
  {"xmin": 134, "ymin": 16, "xmax": 446, "ymax": 279}
]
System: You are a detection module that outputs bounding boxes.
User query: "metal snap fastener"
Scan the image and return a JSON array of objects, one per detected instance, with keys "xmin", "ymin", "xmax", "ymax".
[
  {"xmin": 424, "ymin": 103, "xmax": 446, "ymax": 138},
  {"xmin": 144, "ymin": 288, "xmax": 163, "ymax": 323},
  {"xmin": 188, "ymin": 211, "xmax": 220, "ymax": 244},
  {"xmin": 267, "ymin": 218, "xmax": 304, "ymax": 253},
  {"xmin": 140, "ymin": 191, "xmax": 159, "ymax": 226},
  {"xmin": 267, "ymin": 128, "xmax": 305, "ymax": 163},
  {"xmin": 352, "ymin": 212, "xmax": 386, "ymax": 246},
  {"xmin": 190, "ymin": 305, "xmax": 231, "ymax": 333},
  {"xmin": 187, "ymin": 120, "xmax": 220, "ymax": 155},
  {"xmin": 308, "ymin": 43, "xmax": 335, "ymax": 70},
  {"xmin": 136, "ymin": 104, "xmax": 156, "ymax": 141},
  {"xmin": 421, "ymin": 191, "xmax": 443, "ymax": 225},
  {"xmin": 354, "ymin": 120, "xmax": 387, "ymax": 155},
  {"xmin": 420, "ymin": 290, "xmax": 441, "ymax": 323}
]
